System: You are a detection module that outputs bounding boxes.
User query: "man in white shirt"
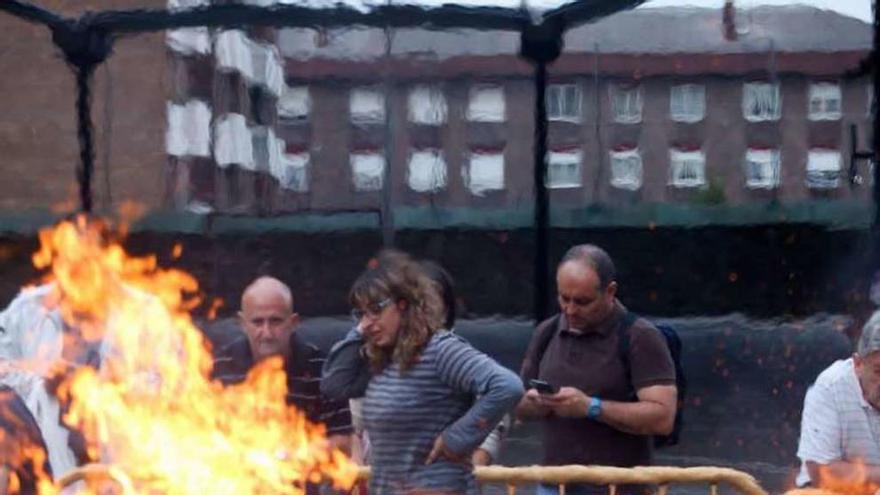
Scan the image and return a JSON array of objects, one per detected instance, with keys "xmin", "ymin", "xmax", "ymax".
[{"xmin": 797, "ymin": 309, "xmax": 880, "ymax": 488}]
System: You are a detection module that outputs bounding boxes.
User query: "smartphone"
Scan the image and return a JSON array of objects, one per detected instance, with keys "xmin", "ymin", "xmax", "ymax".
[{"xmin": 528, "ymin": 379, "xmax": 559, "ymax": 395}]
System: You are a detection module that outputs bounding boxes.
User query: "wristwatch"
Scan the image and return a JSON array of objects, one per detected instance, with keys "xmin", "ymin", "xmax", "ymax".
[{"xmin": 587, "ymin": 397, "xmax": 602, "ymax": 419}]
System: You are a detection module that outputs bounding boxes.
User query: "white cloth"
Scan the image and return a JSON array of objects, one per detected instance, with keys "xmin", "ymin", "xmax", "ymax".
[
  {"xmin": 0, "ymin": 285, "xmax": 79, "ymax": 479},
  {"xmin": 796, "ymin": 358, "xmax": 880, "ymax": 486}
]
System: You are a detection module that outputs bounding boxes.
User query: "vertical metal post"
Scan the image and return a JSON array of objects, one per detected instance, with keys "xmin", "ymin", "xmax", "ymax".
[
  {"xmin": 381, "ymin": 9, "xmax": 395, "ymax": 247},
  {"xmin": 521, "ymin": 21, "xmax": 562, "ymax": 322},
  {"xmin": 534, "ymin": 59, "xmax": 550, "ymax": 321}
]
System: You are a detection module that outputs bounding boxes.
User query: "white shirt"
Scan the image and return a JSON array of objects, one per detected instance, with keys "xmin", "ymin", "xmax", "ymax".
[{"xmin": 797, "ymin": 358, "xmax": 880, "ymax": 486}]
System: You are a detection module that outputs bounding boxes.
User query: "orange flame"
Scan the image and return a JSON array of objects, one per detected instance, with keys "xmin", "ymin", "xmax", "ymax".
[
  {"xmin": 206, "ymin": 298, "xmax": 225, "ymax": 321},
  {"xmin": 20, "ymin": 216, "xmax": 358, "ymax": 494}
]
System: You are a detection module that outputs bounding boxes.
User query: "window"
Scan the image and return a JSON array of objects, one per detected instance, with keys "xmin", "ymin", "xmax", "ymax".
[
  {"xmin": 166, "ymin": 100, "xmax": 211, "ymax": 158},
  {"xmin": 250, "ymin": 43, "xmax": 284, "ymax": 97},
  {"xmin": 351, "ymin": 152, "xmax": 386, "ymax": 191},
  {"xmin": 808, "ymin": 83, "xmax": 842, "ymax": 121},
  {"xmin": 279, "ymin": 152, "xmax": 309, "ymax": 192},
  {"xmin": 611, "ymin": 84, "xmax": 642, "ymax": 124},
  {"xmin": 350, "ymin": 87, "xmax": 386, "ymax": 124},
  {"xmin": 465, "ymin": 151, "xmax": 505, "ymax": 195},
  {"xmin": 610, "ymin": 149, "xmax": 643, "ymax": 190},
  {"xmin": 743, "ymin": 82, "xmax": 781, "ymax": 122},
  {"xmin": 670, "ymin": 84, "xmax": 706, "ymax": 123},
  {"xmin": 744, "ymin": 149, "xmax": 780, "ymax": 189},
  {"xmin": 215, "ymin": 30, "xmax": 254, "ymax": 80},
  {"xmin": 251, "ymin": 126, "xmax": 271, "ymax": 173},
  {"xmin": 408, "ymin": 85, "xmax": 447, "ymax": 125},
  {"xmin": 278, "ymin": 86, "xmax": 310, "ymax": 122},
  {"xmin": 407, "ymin": 149, "xmax": 447, "ymax": 192},
  {"xmin": 547, "ymin": 150, "xmax": 582, "ymax": 188},
  {"xmin": 467, "ymin": 85, "xmax": 505, "ymax": 122},
  {"xmin": 547, "ymin": 84, "xmax": 582, "ymax": 122},
  {"xmin": 166, "ymin": 27, "xmax": 211, "ymax": 55},
  {"xmin": 669, "ymin": 149, "xmax": 706, "ymax": 187},
  {"xmin": 213, "ymin": 113, "xmax": 254, "ymax": 170},
  {"xmin": 806, "ymin": 149, "xmax": 842, "ymax": 189}
]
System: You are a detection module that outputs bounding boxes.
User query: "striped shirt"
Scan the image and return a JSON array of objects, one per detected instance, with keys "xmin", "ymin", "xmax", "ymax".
[
  {"xmin": 322, "ymin": 329, "xmax": 524, "ymax": 495},
  {"xmin": 211, "ymin": 332, "xmax": 353, "ymax": 436},
  {"xmin": 796, "ymin": 358, "xmax": 880, "ymax": 486}
]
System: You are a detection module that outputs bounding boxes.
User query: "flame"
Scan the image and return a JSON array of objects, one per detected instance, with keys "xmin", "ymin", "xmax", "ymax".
[
  {"xmin": 18, "ymin": 215, "xmax": 358, "ymax": 494},
  {"xmin": 785, "ymin": 461, "xmax": 880, "ymax": 495},
  {"xmin": 206, "ymin": 298, "xmax": 225, "ymax": 321},
  {"xmin": 813, "ymin": 461, "xmax": 880, "ymax": 495},
  {"xmin": 171, "ymin": 243, "xmax": 183, "ymax": 260}
]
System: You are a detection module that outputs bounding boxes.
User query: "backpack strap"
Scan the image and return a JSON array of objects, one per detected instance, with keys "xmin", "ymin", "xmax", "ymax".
[
  {"xmin": 533, "ymin": 313, "xmax": 562, "ymax": 371},
  {"xmin": 618, "ymin": 310, "xmax": 639, "ymax": 399}
]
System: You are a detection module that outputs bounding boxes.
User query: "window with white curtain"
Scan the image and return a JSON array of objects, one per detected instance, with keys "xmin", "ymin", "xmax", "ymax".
[
  {"xmin": 278, "ymin": 86, "xmax": 310, "ymax": 122},
  {"xmin": 744, "ymin": 149, "xmax": 781, "ymax": 189},
  {"xmin": 547, "ymin": 84, "xmax": 582, "ymax": 122},
  {"xmin": 215, "ymin": 30, "xmax": 254, "ymax": 80},
  {"xmin": 351, "ymin": 152, "xmax": 386, "ymax": 191},
  {"xmin": 279, "ymin": 151, "xmax": 309, "ymax": 192},
  {"xmin": 670, "ymin": 84, "xmax": 706, "ymax": 123},
  {"xmin": 611, "ymin": 84, "xmax": 642, "ymax": 124},
  {"xmin": 547, "ymin": 150, "xmax": 582, "ymax": 188},
  {"xmin": 408, "ymin": 85, "xmax": 447, "ymax": 125},
  {"xmin": 806, "ymin": 149, "xmax": 842, "ymax": 189},
  {"xmin": 610, "ymin": 149, "xmax": 643, "ymax": 190},
  {"xmin": 213, "ymin": 113, "xmax": 254, "ymax": 170},
  {"xmin": 743, "ymin": 82, "xmax": 781, "ymax": 122},
  {"xmin": 808, "ymin": 83, "xmax": 842, "ymax": 121},
  {"xmin": 166, "ymin": 100, "xmax": 212, "ymax": 158},
  {"xmin": 166, "ymin": 27, "xmax": 211, "ymax": 55},
  {"xmin": 407, "ymin": 149, "xmax": 447, "ymax": 192},
  {"xmin": 350, "ymin": 87, "xmax": 386, "ymax": 124},
  {"xmin": 465, "ymin": 151, "xmax": 505, "ymax": 195},
  {"xmin": 669, "ymin": 149, "xmax": 706, "ymax": 187},
  {"xmin": 467, "ymin": 85, "xmax": 505, "ymax": 122}
]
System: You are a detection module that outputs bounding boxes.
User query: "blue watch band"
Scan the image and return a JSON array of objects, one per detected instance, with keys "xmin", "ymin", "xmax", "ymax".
[{"xmin": 587, "ymin": 397, "xmax": 602, "ymax": 419}]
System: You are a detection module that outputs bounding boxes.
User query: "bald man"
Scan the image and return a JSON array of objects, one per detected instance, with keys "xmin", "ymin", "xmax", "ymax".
[{"xmin": 211, "ymin": 277, "xmax": 353, "ymax": 457}]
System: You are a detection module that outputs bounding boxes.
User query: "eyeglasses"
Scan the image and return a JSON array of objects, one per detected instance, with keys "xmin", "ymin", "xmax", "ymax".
[{"xmin": 351, "ymin": 298, "xmax": 393, "ymax": 323}]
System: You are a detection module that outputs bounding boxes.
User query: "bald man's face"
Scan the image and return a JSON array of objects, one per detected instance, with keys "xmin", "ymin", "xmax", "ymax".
[{"xmin": 239, "ymin": 290, "xmax": 299, "ymax": 362}]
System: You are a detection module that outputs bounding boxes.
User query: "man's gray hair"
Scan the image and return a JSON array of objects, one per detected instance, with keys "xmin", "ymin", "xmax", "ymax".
[
  {"xmin": 559, "ymin": 244, "xmax": 617, "ymax": 290},
  {"xmin": 858, "ymin": 310, "xmax": 880, "ymax": 356}
]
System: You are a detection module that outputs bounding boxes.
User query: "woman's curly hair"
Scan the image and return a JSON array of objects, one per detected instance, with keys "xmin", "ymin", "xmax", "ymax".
[{"xmin": 349, "ymin": 250, "xmax": 445, "ymax": 372}]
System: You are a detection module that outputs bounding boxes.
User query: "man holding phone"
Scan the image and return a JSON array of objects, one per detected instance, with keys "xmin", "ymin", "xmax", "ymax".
[{"xmin": 516, "ymin": 244, "xmax": 677, "ymax": 495}]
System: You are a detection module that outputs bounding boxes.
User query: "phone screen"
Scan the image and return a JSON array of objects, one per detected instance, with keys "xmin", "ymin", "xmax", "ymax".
[{"xmin": 529, "ymin": 379, "xmax": 558, "ymax": 395}]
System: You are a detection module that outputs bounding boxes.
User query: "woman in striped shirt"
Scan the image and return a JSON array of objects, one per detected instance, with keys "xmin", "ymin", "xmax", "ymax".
[{"xmin": 322, "ymin": 251, "xmax": 523, "ymax": 495}]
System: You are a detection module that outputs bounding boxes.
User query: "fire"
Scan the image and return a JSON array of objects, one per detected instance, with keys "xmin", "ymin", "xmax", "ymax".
[
  {"xmin": 18, "ymin": 216, "xmax": 358, "ymax": 494},
  {"xmin": 786, "ymin": 461, "xmax": 880, "ymax": 495}
]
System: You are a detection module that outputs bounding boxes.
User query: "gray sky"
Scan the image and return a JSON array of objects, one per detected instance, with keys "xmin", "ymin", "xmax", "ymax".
[{"xmin": 639, "ymin": 0, "xmax": 871, "ymax": 22}]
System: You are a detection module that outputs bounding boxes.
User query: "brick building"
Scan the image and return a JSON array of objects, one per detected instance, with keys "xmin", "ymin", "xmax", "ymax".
[
  {"xmin": 0, "ymin": 2, "xmax": 873, "ymax": 228},
  {"xmin": 165, "ymin": 3, "xmax": 873, "ymax": 227}
]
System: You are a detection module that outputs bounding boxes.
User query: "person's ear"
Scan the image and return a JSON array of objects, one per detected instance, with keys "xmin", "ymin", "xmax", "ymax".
[
  {"xmin": 397, "ymin": 299, "xmax": 408, "ymax": 311},
  {"xmin": 606, "ymin": 281, "xmax": 618, "ymax": 299},
  {"xmin": 290, "ymin": 312, "xmax": 301, "ymax": 328}
]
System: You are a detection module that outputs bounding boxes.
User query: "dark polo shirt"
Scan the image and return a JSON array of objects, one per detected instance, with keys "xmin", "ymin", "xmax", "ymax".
[
  {"xmin": 520, "ymin": 302, "xmax": 675, "ymax": 468},
  {"xmin": 211, "ymin": 332, "xmax": 353, "ymax": 437}
]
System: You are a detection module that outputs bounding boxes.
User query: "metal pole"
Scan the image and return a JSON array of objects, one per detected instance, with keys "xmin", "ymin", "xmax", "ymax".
[
  {"xmin": 381, "ymin": 13, "xmax": 395, "ymax": 247},
  {"xmin": 534, "ymin": 60, "xmax": 550, "ymax": 320}
]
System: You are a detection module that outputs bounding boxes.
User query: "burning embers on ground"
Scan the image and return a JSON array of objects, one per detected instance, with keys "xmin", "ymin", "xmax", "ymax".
[{"xmin": 2, "ymin": 216, "xmax": 358, "ymax": 494}]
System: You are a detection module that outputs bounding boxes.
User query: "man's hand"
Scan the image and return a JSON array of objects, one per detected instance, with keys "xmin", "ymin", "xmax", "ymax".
[
  {"xmin": 471, "ymin": 448, "xmax": 492, "ymax": 466},
  {"xmin": 541, "ymin": 387, "xmax": 590, "ymax": 418},
  {"xmin": 425, "ymin": 435, "xmax": 469, "ymax": 465},
  {"xmin": 327, "ymin": 434, "xmax": 353, "ymax": 456},
  {"xmin": 515, "ymin": 388, "xmax": 553, "ymax": 419}
]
